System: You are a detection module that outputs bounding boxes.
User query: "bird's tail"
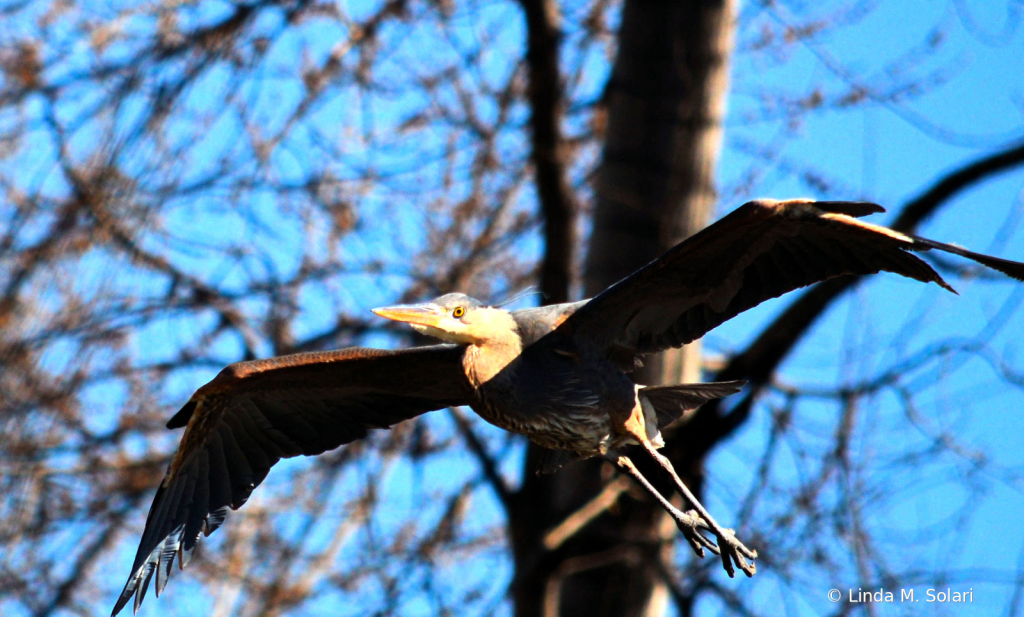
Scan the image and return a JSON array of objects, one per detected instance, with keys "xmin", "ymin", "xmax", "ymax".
[{"xmin": 640, "ymin": 380, "xmax": 745, "ymax": 428}]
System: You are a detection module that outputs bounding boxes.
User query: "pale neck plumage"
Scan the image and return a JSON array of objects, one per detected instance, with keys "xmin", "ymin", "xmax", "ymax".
[{"xmin": 462, "ymin": 308, "xmax": 522, "ymax": 387}]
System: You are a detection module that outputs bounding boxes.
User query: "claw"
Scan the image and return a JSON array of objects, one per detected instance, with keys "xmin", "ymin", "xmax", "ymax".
[
  {"xmin": 671, "ymin": 507, "xmax": 757, "ymax": 577},
  {"xmin": 673, "ymin": 509, "xmax": 718, "ymax": 557},
  {"xmin": 710, "ymin": 525, "xmax": 757, "ymax": 578}
]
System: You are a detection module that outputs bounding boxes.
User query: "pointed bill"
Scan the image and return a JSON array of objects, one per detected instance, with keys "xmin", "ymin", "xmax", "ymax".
[{"xmin": 371, "ymin": 304, "xmax": 444, "ymax": 328}]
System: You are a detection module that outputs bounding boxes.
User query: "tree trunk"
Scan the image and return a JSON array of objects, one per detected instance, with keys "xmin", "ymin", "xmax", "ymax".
[{"xmin": 510, "ymin": 1, "xmax": 736, "ymax": 616}]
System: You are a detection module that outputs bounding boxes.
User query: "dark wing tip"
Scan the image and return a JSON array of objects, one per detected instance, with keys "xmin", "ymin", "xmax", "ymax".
[
  {"xmin": 111, "ymin": 560, "xmax": 151, "ymax": 616},
  {"xmin": 113, "ymin": 514, "xmax": 219, "ymax": 616},
  {"xmin": 112, "ymin": 460, "xmax": 228, "ymax": 616},
  {"xmin": 912, "ymin": 236, "xmax": 1024, "ymax": 283},
  {"xmin": 111, "ymin": 586, "xmax": 132, "ymax": 616},
  {"xmin": 978, "ymin": 254, "xmax": 1024, "ymax": 282},
  {"xmin": 112, "ymin": 531, "xmax": 182, "ymax": 616}
]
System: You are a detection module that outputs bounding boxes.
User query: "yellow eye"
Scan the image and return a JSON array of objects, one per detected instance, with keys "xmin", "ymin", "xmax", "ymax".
[{"xmin": 452, "ymin": 306, "xmax": 465, "ymax": 318}]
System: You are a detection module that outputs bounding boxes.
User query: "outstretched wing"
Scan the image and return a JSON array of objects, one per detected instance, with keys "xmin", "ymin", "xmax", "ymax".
[
  {"xmin": 113, "ymin": 344, "xmax": 472, "ymax": 616},
  {"xmin": 565, "ymin": 199, "xmax": 1024, "ymax": 355}
]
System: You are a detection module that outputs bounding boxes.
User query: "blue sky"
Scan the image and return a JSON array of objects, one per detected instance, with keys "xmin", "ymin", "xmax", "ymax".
[{"xmin": 3, "ymin": 0, "xmax": 1024, "ymax": 616}]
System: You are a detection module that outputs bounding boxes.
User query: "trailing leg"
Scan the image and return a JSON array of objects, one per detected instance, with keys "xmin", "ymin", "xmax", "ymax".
[
  {"xmin": 637, "ymin": 439, "xmax": 757, "ymax": 577},
  {"xmin": 613, "ymin": 454, "xmax": 721, "ymax": 558},
  {"xmin": 610, "ymin": 388, "xmax": 757, "ymax": 577}
]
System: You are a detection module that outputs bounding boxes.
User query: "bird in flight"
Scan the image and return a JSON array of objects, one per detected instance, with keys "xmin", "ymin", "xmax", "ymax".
[{"xmin": 112, "ymin": 199, "xmax": 1024, "ymax": 614}]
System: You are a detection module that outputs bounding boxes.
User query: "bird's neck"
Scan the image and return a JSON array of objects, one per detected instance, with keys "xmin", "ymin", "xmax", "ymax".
[{"xmin": 462, "ymin": 310, "xmax": 522, "ymax": 387}]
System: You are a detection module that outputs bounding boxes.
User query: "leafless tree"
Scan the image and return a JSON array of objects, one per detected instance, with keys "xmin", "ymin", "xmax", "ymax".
[{"xmin": 1, "ymin": 1, "xmax": 1022, "ymax": 617}]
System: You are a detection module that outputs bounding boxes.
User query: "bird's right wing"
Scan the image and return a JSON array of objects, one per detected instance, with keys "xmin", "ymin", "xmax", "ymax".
[
  {"xmin": 113, "ymin": 344, "xmax": 472, "ymax": 616},
  {"xmin": 563, "ymin": 199, "xmax": 1024, "ymax": 356}
]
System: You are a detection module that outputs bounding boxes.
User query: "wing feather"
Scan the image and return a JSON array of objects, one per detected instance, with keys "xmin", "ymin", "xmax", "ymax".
[
  {"xmin": 179, "ymin": 449, "xmax": 210, "ymax": 567},
  {"xmin": 215, "ymin": 423, "xmax": 255, "ymax": 506},
  {"xmin": 221, "ymin": 411, "xmax": 272, "ymax": 485},
  {"xmin": 563, "ymin": 199, "xmax": 1024, "ymax": 355},
  {"xmin": 237, "ymin": 399, "xmax": 301, "ymax": 456},
  {"xmin": 202, "ymin": 431, "xmax": 233, "ymax": 532},
  {"xmin": 113, "ymin": 344, "xmax": 471, "ymax": 616},
  {"xmin": 156, "ymin": 466, "xmax": 196, "ymax": 595}
]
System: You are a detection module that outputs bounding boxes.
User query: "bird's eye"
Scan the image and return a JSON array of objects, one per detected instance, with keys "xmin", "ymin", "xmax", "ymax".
[{"xmin": 452, "ymin": 306, "xmax": 465, "ymax": 318}]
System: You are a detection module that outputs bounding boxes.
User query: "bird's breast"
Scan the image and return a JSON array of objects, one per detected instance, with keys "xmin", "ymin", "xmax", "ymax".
[
  {"xmin": 465, "ymin": 342, "xmax": 635, "ymax": 456},
  {"xmin": 462, "ymin": 338, "xmax": 522, "ymax": 387}
]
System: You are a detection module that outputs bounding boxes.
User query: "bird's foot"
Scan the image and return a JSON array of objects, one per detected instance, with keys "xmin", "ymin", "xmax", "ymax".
[
  {"xmin": 670, "ymin": 507, "xmax": 719, "ymax": 557},
  {"xmin": 671, "ymin": 508, "xmax": 757, "ymax": 577},
  {"xmin": 614, "ymin": 453, "xmax": 757, "ymax": 577},
  {"xmin": 635, "ymin": 441, "xmax": 758, "ymax": 577}
]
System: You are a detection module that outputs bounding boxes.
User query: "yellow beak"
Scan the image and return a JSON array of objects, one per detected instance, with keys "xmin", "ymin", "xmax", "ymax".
[{"xmin": 371, "ymin": 304, "xmax": 444, "ymax": 328}]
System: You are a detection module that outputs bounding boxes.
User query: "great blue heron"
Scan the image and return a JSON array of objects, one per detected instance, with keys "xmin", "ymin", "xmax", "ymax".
[{"xmin": 112, "ymin": 199, "xmax": 1024, "ymax": 615}]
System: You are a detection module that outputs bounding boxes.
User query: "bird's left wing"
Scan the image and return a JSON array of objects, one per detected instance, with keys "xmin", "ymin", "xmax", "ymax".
[
  {"xmin": 564, "ymin": 199, "xmax": 1024, "ymax": 356},
  {"xmin": 113, "ymin": 344, "xmax": 472, "ymax": 616}
]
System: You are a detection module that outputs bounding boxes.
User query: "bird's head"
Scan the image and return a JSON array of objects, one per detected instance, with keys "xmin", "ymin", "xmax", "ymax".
[{"xmin": 372, "ymin": 293, "xmax": 518, "ymax": 346}]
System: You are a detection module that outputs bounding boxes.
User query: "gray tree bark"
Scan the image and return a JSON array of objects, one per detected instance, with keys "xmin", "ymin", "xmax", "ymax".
[{"xmin": 511, "ymin": 1, "xmax": 737, "ymax": 616}]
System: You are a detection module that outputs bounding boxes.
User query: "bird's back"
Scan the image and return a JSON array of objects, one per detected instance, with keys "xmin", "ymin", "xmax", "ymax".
[{"xmin": 510, "ymin": 301, "xmax": 588, "ymax": 345}]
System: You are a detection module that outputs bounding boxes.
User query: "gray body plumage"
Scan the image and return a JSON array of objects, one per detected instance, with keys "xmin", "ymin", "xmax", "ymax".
[{"xmin": 472, "ymin": 309, "xmax": 635, "ymax": 455}]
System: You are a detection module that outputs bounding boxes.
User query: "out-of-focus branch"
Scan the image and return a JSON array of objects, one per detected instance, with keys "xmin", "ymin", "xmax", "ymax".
[
  {"xmin": 542, "ymin": 476, "xmax": 631, "ymax": 551},
  {"xmin": 33, "ymin": 508, "xmax": 128, "ymax": 617},
  {"xmin": 449, "ymin": 407, "xmax": 514, "ymax": 510},
  {"xmin": 520, "ymin": 0, "xmax": 576, "ymax": 304},
  {"xmin": 893, "ymin": 140, "xmax": 1024, "ymax": 230}
]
